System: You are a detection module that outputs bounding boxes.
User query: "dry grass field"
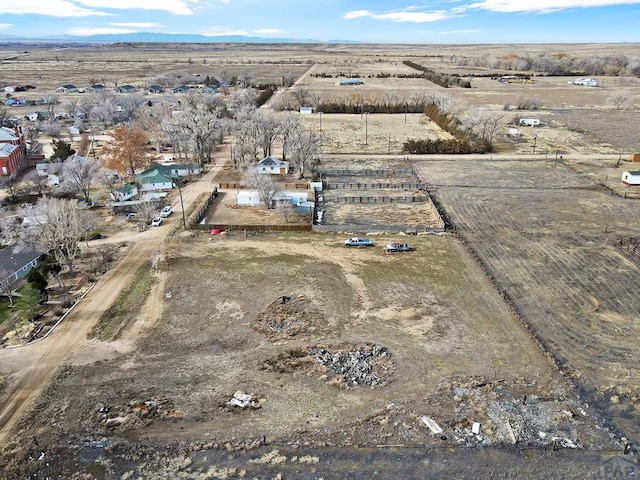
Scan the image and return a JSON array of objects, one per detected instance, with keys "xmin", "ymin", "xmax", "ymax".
[{"xmin": 2, "ymin": 42, "xmax": 640, "ymax": 478}]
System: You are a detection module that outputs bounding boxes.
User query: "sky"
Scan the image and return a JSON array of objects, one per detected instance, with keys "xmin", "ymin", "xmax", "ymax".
[{"xmin": 0, "ymin": 0, "xmax": 639, "ymax": 43}]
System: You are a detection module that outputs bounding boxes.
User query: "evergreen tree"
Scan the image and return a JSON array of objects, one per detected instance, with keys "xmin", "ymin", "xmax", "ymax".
[{"xmin": 16, "ymin": 283, "xmax": 42, "ymax": 322}]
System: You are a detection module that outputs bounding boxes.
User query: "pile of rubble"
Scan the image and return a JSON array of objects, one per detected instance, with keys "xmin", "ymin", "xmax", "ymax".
[
  {"xmin": 97, "ymin": 397, "xmax": 180, "ymax": 429},
  {"xmin": 309, "ymin": 343, "xmax": 392, "ymax": 388},
  {"xmin": 254, "ymin": 296, "xmax": 324, "ymax": 338},
  {"xmin": 418, "ymin": 377, "xmax": 597, "ymax": 449},
  {"xmin": 261, "ymin": 343, "xmax": 394, "ymax": 389},
  {"xmin": 224, "ymin": 391, "xmax": 262, "ymax": 410}
]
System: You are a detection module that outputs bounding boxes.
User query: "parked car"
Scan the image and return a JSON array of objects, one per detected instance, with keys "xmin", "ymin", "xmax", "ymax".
[
  {"xmin": 160, "ymin": 205, "xmax": 172, "ymax": 217},
  {"xmin": 151, "ymin": 217, "xmax": 162, "ymax": 227},
  {"xmin": 385, "ymin": 242, "xmax": 413, "ymax": 253},
  {"xmin": 344, "ymin": 237, "xmax": 373, "ymax": 247}
]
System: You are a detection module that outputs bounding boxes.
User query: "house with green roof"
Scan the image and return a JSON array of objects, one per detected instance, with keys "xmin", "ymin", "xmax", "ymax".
[
  {"xmin": 135, "ymin": 162, "xmax": 202, "ymax": 191},
  {"xmin": 135, "ymin": 167, "xmax": 175, "ymax": 192}
]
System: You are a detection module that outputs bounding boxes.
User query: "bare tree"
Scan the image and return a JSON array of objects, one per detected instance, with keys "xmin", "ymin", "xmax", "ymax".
[
  {"xmin": 253, "ymin": 110, "xmax": 281, "ymax": 157},
  {"xmin": 135, "ymin": 199, "xmax": 160, "ymax": 225},
  {"xmin": 63, "ymin": 99, "xmax": 78, "ymax": 119},
  {"xmin": 218, "ymin": 70, "xmax": 233, "ymax": 86},
  {"xmin": 277, "ymin": 201, "xmax": 296, "ymax": 223},
  {"xmin": 460, "ymin": 108, "xmax": 505, "ymax": 144},
  {"xmin": 229, "ymin": 88, "xmax": 258, "ymax": 111},
  {"xmin": 23, "ymin": 170, "xmax": 48, "ymax": 196},
  {"xmin": 291, "ymin": 87, "xmax": 310, "ymax": 108},
  {"xmin": 99, "ymin": 172, "xmax": 123, "ymax": 201},
  {"xmin": 0, "ymin": 267, "xmax": 15, "ymax": 306},
  {"xmin": 288, "ymin": 126, "xmax": 322, "ymax": 179},
  {"xmin": 607, "ymin": 89, "xmax": 633, "ymax": 110},
  {"xmin": 245, "ymin": 166, "xmax": 281, "ymax": 209},
  {"xmin": 0, "ymin": 177, "xmax": 20, "ymax": 203},
  {"xmin": 280, "ymin": 113, "xmax": 301, "ymax": 162},
  {"xmin": 41, "ymin": 95, "xmax": 59, "ymax": 119},
  {"xmin": 166, "ymin": 95, "xmax": 222, "ymax": 166},
  {"xmin": 78, "ymin": 132, "xmax": 91, "ymax": 156},
  {"xmin": 20, "ymin": 197, "xmax": 93, "ymax": 276},
  {"xmin": 23, "ymin": 121, "xmax": 40, "ymax": 150},
  {"xmin": 283, "ymin": 73, "xmax": 296, "ymax": 87},
  {"xmin": 232, "ymin": 107, "xmax": 260, "ymax": 169},
  {"xmin": 239, "ymin": 71, "xmax": 253, "ymax": 88},
  {"xmin": 86, "ymin": 90, "xmax": 118, "ymax": 132},
  {"xmin": 62, "ymin": 157, "xmax": 102, "ymax": 202}
]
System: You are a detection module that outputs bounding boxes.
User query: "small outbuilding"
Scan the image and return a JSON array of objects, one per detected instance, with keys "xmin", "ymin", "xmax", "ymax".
[
  {"xmin": 621, "ymin": 171, "xmax": 640, "ymax": 186},
  {"xmin": 335, "ymin": 78, "xmax": 363, "ymax": 86}
]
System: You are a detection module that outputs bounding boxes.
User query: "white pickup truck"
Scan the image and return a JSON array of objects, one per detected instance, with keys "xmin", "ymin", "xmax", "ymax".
[{"xmin": 344, "ymin": 238, "xmax": 373, "ymax": 247}]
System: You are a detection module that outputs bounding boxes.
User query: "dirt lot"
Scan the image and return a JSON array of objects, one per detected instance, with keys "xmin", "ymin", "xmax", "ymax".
[{"xmin": 1, "ymin": 231, "xmax": 621, "ymax": 478}]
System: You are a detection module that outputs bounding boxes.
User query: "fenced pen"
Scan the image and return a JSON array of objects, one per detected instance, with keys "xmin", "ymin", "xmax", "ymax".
[
  {"xmin": 619, "ymin": 237, "xmax": 640, "ymax": 259},
  {"xmin": 315, "ymin": 164, "xmax": 446, "ymax": 234},
  {"xmin": 331, "ymin": 196, "xmax": 429, "ymax": 204},
  {"xmin": 322, "ymin": 168, "xmax": 417, "ymax": 177},
  {"xmin": 326, "ymin": 182, "xmax": 425, "ymax": 190}
]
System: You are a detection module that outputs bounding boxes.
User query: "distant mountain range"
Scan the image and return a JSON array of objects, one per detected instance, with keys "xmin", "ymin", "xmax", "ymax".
[{"xmin": 0, "ymin": 32, "xmax": 359, "ymax": 44}]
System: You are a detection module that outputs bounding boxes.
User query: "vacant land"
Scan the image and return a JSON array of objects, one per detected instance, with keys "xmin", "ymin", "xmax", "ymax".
[{"xmin": 2, "ymin": 231, "xmax": 618, "ymax": 478}]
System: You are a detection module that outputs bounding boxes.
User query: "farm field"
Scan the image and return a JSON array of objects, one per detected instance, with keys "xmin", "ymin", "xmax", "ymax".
[{"xmin": 414, "ymin": 158, "xmax": 640, "ymax": 439}]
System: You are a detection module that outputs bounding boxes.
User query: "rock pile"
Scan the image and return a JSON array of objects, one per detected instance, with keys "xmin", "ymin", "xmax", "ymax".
[{"xmin": 309, "ymin": 343, "xmax": 390, "ymax": 387}]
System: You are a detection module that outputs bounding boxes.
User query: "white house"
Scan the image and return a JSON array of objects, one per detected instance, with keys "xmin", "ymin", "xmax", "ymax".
[
  {"xmin": 238, "ymin": 190, "xmax": 308, "ymax": 207},
  {"xmin": 256, "ymin": 156, "xmax": 289, "ymax": 175},
  {"xmin": 621, "ymin": 171, "xmax": 640, "ymax": 186},
  {"xmin": 111, "ymin": 183, "xmax": 138, "ymax": 202}
]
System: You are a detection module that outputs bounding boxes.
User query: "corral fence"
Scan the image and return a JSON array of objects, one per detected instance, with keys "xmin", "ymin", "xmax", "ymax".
[
  {"xmin": 327, "ymin": 182, "xmax": 425, "ymax": 190},
  {"xmin": 191, "ymin": 223, "xmax": 312, "ymax": 232},
  {"xmin": 218, "ymin": 182, "xmax": 309, "ymax": 190},
  {"xmin": 313, "ymin": 223, "xmax": 444, "ymax": 234},
  {"xmin": 331, "ymin": 196, "xmax": 428, "ymax": 204},
  {"xmin": 322, "ymin": 168, "xmax": 417, "ymax": 177},
  {"xmin": 619, "ymin": 237, "xmax": 640, "ymax": 259}
]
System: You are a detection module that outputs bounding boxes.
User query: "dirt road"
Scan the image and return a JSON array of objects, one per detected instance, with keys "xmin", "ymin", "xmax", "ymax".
[
  {"xmin": 262, "ymin": 63, "xmax": 318, "ymax": 110},
  {"xmin": 0, "ymin": 142, "xmax": 230, "ymax": 444}
]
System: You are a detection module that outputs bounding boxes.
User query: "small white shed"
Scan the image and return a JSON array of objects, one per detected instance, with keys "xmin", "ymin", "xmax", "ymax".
[{"xmin": 621, "ymin": 171, "xmax": 640, "ymax": 186}]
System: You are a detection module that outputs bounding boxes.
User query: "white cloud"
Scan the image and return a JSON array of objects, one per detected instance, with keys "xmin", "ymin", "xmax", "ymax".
[
  {"xmin": 66, "ymin": 27, "xmax": 138, "ymax": 35},
  {"xmin": 466, "ymin": 0, "xmax": 640, "ymax": 13},
  {"xmin": 254, "ymin": 28, "xmax": 285, "ymax": 35},
  {"xmin": 77, "ymin": 0, "xmax": 196, "ymax": 15},
  {"xmin": 344, "ymin": 10, "xmax": 371, "ymax": 19},
  {"xmin": 344, "ymin": 8, "xmax": 451, "ymax": 22},
  {"xmin": 0, "ymin": 1, "xmax": 109, "ymax": 17},
  {"xmin": 0, "ymin": 23, "xmax": 14, "ymax": 30},
  {"xmin": 0, "ymin": 0, "xmax": 198, "ymax": 17}
]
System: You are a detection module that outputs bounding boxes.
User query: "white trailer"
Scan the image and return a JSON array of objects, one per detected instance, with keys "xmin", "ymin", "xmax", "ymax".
[{"xmin": 519, "ymin": 118, "xmax": 540, "ymax": 127}]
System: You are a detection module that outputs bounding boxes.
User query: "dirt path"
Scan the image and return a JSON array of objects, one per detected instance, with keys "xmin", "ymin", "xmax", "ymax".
[
  {"xmin": 0, "ymin": 143, "xmax": 231, "ymax": 444},
  {"xmin": 262, "ymin": 63, "xmax": 318, "ymax": 110}
]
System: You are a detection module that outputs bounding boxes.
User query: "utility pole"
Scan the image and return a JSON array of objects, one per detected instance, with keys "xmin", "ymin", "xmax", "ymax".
[
  {"xmin": 174, "ymin": 177, "xmax": 186, "ymax": 228},
  {"xmin": 364, "ymin": 112, "xmax": 369, "ymax": 145}
]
